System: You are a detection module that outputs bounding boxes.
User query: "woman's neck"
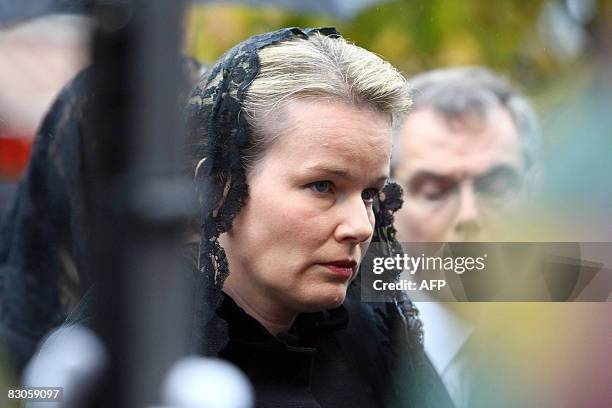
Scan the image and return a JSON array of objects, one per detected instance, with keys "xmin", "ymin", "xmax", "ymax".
[{"xmin": 222, "ymin": 278, "xmax": 296, "ymax": 336}]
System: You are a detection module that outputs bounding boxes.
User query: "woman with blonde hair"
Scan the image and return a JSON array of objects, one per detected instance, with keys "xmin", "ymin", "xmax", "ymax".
[{"xmin": 186, "ymin": 27, "xmax": 448, "ymax": 407}]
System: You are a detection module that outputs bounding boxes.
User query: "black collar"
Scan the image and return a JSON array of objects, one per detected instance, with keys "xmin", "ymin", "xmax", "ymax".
[{"xmin": 217, "ymin": 293, "xmax": 349, "ymax": 352}]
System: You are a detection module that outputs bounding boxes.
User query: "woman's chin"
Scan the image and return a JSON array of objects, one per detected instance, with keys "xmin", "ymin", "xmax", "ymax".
[{"xmin": 295, "ymin": 286, "xmax": 348, "ymax": 313}]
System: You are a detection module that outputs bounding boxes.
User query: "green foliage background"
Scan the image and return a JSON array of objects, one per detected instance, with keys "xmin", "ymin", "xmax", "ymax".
[
  {"xmin": 184, "ymin": 0, "xmax": 609, "ymax": 121},
  {"xmin": 182, "ymin": 0, "xmax": 612, "ymax": 239}
]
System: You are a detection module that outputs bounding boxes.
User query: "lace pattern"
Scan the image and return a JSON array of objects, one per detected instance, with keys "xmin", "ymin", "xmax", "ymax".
[{"xmin": 185, "ymin": 27, "xmax": 424, "ymax": 356}]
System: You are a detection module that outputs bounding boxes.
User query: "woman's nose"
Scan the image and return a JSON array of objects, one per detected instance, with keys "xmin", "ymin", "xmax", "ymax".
[{"xmin": 333, "ymin": 195, "xmax": 374, "ymax": 244}]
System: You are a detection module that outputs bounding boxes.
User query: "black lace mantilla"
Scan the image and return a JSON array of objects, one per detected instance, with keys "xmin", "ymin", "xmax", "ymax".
[
  {"xmin": 0, "ymin": 69, "xmax": 96, "ymax": 369},
  {"xmin": 185, "ymin": 27, "xmax": 423, "ymax": 357},
  {"xmin": 0, "ymin": 58, "xmax": 205, "ymax": 371}
]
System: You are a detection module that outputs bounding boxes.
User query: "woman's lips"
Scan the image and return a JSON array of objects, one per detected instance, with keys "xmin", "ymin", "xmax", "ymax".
[{"xmin": 322, "ymin": 260, "xmax": 357, "ymax": 279}]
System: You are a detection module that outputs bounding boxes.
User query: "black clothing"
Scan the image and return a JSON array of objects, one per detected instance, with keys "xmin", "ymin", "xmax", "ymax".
[
  {"xmin": 0, "ymin": 59, "xmax": 205, "ymax": 373},
  {"xmin": 0, "ymin": 69, "xmax": 95, "ymax": 371},
  {"xmin": 218, "ymin": 282, "xmax": 453, "ymax": 408},
  {"xmin": 218, "ymin": 293, "xmax": 383, "ymax": 408}
]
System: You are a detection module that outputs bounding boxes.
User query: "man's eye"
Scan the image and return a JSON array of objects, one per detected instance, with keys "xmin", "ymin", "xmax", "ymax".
[
  {"xmin": 477, "ymin": 175, "xmax": 520, "ymax": 198},
  {"xmin": 361, "ymin": 188, "xmax": 379, "ymax": 202},
  {"xmin": 474, "ymin": 167, "xmax": 522, "ymax": 199},
  {"xmin": 417, "ymin": 181, "xmax": 455, "ymax": 201},
  {"xmin": 310, "ymin": 181, "xmax": 333, "ymax": 193}
]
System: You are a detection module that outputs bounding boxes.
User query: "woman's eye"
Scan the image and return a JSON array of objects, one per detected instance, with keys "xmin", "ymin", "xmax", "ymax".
[
  {"xmin": 310, "ymin": 181, "xmax": 333, "ymax": 194},
  {"xmin": 361, "ymin": 188, "xmax": 379, "ymax": 202}
]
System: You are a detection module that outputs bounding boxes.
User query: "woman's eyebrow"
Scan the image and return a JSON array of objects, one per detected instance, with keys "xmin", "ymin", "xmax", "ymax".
[
  {"xmin": 304, "ymin": 164, "xmax": 352, "ymax": 178},
  {"xmin": 304, "ymin": 164, "xmax": 388, "ymax": 183}
]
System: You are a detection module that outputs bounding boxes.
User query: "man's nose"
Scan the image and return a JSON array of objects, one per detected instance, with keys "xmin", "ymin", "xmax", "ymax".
[
  {"xmin": 334, "ymin": 195, "xmax": 374, "ymax": 244},
  {"xmin": 454, "ymin": 182, "xmax": 481, "ymax": 240}
]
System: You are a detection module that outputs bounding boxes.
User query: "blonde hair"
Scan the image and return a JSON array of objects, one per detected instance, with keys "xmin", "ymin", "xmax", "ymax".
[{"xmin": 241, "ymin": 32, "xmax": 410, "ymax": 172}]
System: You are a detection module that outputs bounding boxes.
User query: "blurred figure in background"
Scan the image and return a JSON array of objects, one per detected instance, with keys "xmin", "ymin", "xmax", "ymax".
[
  {"xmin": 392, "ymin": 66, "xmax": 540, "ymax": 243},
  {"xmin": 0, "ymin": 58, "xmax": 205, "ymax": 377},
  {"xmin": 392, "ymin": 66, "xmax": 542, "ymax": 408},
  {"xmin": 0, "ymin": 14, "xmax": 91, "ymax": 219}
]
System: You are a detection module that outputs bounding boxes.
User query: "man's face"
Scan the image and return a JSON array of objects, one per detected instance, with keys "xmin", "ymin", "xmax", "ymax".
[{"xmin": 393, "ymin": 106, "xmax": 525, "ymax": 242}]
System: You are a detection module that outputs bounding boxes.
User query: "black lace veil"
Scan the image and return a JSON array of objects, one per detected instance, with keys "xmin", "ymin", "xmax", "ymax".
[
  {"xmin": 185, "ymin": 27, "xmax": 423, "ymax": 357},
  {"xmin": 0, "ymin": 58, "xmax": 205, "ymax": 371},
  {"xmin": 0, "ymin": 69, "xmax": 96, "ymax": 369}
]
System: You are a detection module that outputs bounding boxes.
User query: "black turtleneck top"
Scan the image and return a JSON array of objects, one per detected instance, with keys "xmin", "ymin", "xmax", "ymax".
[{"xmin": 217, "ymin": 292, "xmax": 387, "ymax": 408}]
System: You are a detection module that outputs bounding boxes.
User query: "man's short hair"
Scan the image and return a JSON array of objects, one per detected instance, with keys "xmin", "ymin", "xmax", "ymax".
[{"xmin": 397, "ymin": 66, "xmax": 540, "ymax": 170}]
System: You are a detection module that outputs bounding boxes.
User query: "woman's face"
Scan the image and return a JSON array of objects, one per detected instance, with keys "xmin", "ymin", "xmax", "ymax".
[{"xmin": 221, "ymin": 98, "xmax": 392, "ymax": 317}]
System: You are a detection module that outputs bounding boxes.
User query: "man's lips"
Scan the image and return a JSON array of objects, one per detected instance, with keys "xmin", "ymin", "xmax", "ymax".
[{"xmin": 322, "ymin": 260, "xmax": 357, "ymax": 278}]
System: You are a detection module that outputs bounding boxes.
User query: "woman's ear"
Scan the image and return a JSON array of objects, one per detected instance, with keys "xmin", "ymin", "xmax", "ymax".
[
  {"xmin": 194, "ymin": 157, "xmax": 206, "ymax": 179},
  {"xmin": 194, "ymin": 157, "xmax": 232, "ymax": 218}
]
